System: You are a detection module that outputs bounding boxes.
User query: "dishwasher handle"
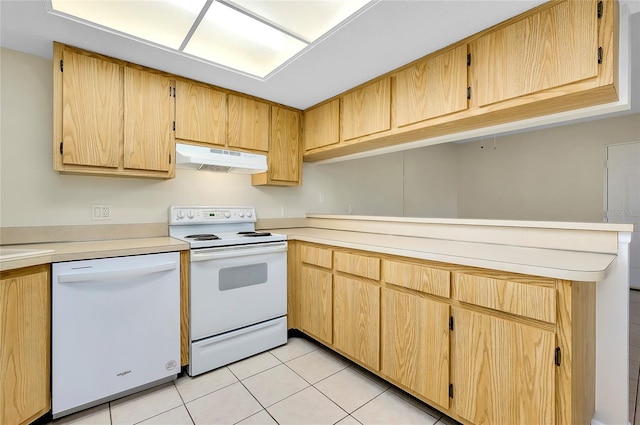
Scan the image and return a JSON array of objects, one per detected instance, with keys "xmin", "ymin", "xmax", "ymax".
[
  {"xmin": 191, "ymin": 242, "xmax": 287, "ymax": 262},
  {"xmin": 56, "ymin": 261, "xmax": 177, "ymax": 284}
]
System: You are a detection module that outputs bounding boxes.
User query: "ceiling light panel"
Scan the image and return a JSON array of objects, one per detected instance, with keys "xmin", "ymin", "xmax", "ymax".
[
  {"xmin": 184, "ymin": 1, "xmax": 306, "ymax": 77},
  {"xmin": 229, "ymin": 0, "xmax": 371, "ymax": 42},
  {"xmin": 51, "ymin": 0, "xmax": 206, "ymax": 50}
]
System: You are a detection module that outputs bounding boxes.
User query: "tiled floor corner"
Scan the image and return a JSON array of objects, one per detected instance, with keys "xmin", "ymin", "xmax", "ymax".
[{"xmin": 49, "ymin": 336, "xmax": 464, "ymax": 425}]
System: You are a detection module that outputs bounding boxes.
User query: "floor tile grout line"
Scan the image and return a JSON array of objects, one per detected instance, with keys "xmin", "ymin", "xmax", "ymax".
[{"xmin": 171, "ymin": 379, "xmax": 196, "ymax": 425}]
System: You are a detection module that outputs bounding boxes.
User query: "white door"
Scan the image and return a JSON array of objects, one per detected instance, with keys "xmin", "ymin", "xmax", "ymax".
[{"xmin": 606, "ymin": 142, "xmax": 640, "ymax": 288}]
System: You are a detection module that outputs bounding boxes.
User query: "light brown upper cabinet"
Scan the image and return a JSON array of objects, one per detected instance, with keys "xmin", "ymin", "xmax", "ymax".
[
  {"xmin": 123, "ymin": 67, "xmax": 174, "ymax": 172},
  {"xmin": 303, "ymin": 99, "xmax": 340, "ymax": 152},
  {"xmin": 252, "ymin": 106, "xmax": 301, "ymax": 187},
  {"xmin": 341, "ymin": 78, "xmax": 391, "ymax": 141},
  {"xmin": 175, "ymin": 80, "xmax": 227, "ymax": 147},
  {"xmin": 58, "ymin": 48, "xmax": 122, "ymax": 169},
  {"xmin": 395, "ymin": 45, "xmax": 468, "ymax": 127},
  {"xmin": 470, "ymin": 0, "xmax": 599, "ymax": 107},
  {"xmin": 53, "ymin": 43, "xmax": 175, "ymax": 178},
  {"xmin": 227, "ymin": 94, "xmax": 270, "ymax": 152}
]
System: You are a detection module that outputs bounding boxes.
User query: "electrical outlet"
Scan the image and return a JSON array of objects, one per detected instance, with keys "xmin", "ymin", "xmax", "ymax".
[
  {"xmin": 348, "ymin": 205, "xmax": 353, "ymax": 214},
  {"xmin": 318, "ymin": 192, "xmax": 325, "ymax": 204},
  {"xmin": 281, "ymin": 206, "xmax": 288, "ymax": 217},
  {"xmin": 91, "ymin": 204, "xmax": 111, "ymax": 221}
]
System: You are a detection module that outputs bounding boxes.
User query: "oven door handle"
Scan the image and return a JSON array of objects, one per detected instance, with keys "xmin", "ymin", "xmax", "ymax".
[{"xmin": 191, "ymin": 242, "xmax": 287, "ymax": 262}]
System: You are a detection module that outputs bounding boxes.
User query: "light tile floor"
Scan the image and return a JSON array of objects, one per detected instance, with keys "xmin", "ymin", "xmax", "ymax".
[
  {"xmin": 50, "ymin": 337, "xmax": 462, "ymax": 425},
  {"xmin": 630, "ymin": 289, "xmax": 640, "ymax": 424}
]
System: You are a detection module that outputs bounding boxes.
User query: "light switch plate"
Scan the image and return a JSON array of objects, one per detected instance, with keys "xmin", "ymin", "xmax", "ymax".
[{"xmin": 91, "ymin": 204, "xmax": 111, "ymax": 221}]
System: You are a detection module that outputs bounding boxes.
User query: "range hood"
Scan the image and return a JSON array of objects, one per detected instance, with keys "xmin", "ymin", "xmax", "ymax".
[{"xmin": 175, "ymin": 143, "xmax": 267, "ymax": 174}]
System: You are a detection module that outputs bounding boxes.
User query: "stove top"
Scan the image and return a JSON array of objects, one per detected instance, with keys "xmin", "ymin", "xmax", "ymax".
[{"xmin": 169, "ymin": 206, "xmax": 286, "ymax": 248}]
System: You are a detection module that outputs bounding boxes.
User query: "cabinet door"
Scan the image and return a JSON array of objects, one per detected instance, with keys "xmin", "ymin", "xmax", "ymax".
[
  {"xmin": 381, "ymin": 288, "xmax": 449, "ymax": 407},
  {"xmin": 123, "ymin": 67, "xmax": 174, "ymax": 172},
  {"xmin": 395, "ymin": 45, "xmax": 468, "ymax": 127},
  {"xmin": 0, "ymin": 265, "xmax": 50, "ymax": 425},
  {"xmin": 333, "ymin": 275, "xmax": 380, "ymax": 370},
  {"xmin": 269, "ymin": 106, "xmax": 300, "ymax": 183},
  {"xmin": 471, "ymin": 0, "xmax": 598, "ymax": 107},
  {"xmin": 342, "ymin": 78, "xmax": 391, "ymax": 140},
  {"xmin": 300, "ymin": 266, "xmax": 332, "ymax": 344},
  {"xmin": 61, "ymin": 49, "xmax": 122, "ymax": 168},
  {"xmin": 450, "ymin": 307, "xmax": 555, "ymax": 425},
  {"xmin": 304, "ymin": 99, "xmax": 339, "ymax": 151},
  {"xmin": 228, "ymin": 95, "xmax": 270, "ymax": 152},
  {"xmin": 175, "ymin": 80, "xmax": 226, "ymax": 146}
]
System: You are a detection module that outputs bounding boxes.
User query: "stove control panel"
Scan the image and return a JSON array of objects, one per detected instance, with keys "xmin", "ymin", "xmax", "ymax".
[{"xmin": 170, "ymin": 206, "xmax": 256, "ymax": 224}]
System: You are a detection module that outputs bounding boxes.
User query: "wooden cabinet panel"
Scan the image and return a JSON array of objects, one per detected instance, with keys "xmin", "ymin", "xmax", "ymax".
[
  {"xmin": 180, "ymin": 251, "xmax": 189, "ymax": 367},
  {"xmin": 450, "ymin": 306, "xmax": 555, "ymax": 425},
  {"xmin": 334, "ymin": 251, "xmax": 380, "ymax": 280},
  {"xmin": 123, "ymin": 67, "xmax": 174, "ymax": 172},
  {"xmin": 61, "ymin": 49, "xmax": 122, "ymax": 168},
  {"xmin": 304, "ymin": 99, "xmax": 340, "ymax": 151},
  {"xmin": 381, "ymin": 288, "xmax": 449, "ymax": 407},
  {"xmin": 333, "ymin": 275, "xmax": 380, "ymax": 370},
  {"xmin": 382, "ymin": 259, "xmax": 450, "ymax": 298},
  {"xmin": 301, "ymin": 245, "xmax": 333, "ymax": 269},
  {"xmin": 175, "ymin": 80, "xmax": 226, "ymax": 146},
  {"xmin": 0, "ymin": 265, "xmax": 50, "ymax": 425},
  {"xmin": 471, "ymin": 0, "xmax": 598, "ymax": 107},
  {"xmin": 395, "ymin": 45, "xmax": 468, "ymax": 127},
  {"xmin": 228, "ymin": 95, "xmax": 270, "ymax": 152},
  {"xmin": 300, "ymin": 265, "xmax": 333, "ymax": 344},
  {"xmin": 267, "ymin": 107, "xmax": 301, "ymax": 183},
  {"xmin": 452, "ymin": 271, "xmax": 556, "ymax": 323},
  {"xmin": 342, "ymin": 78, "xmax": 391, "ymax": 140}
]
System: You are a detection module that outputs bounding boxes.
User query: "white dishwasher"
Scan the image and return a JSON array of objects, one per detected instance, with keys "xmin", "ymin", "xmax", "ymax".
[{"xmin": 52, "ymin": 252, "xmax": 180, "ymax": 419}]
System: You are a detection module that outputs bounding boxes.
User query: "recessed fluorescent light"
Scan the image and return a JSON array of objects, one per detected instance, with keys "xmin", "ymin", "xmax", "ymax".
[{"xmin": 49, "ymin": 0, "xmax": 372, "ymax": 79}]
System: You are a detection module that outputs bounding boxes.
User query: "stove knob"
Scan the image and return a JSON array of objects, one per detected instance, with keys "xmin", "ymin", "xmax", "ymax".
[
  {"xmin": 246, "ymin": 210, "xmax": 253, "ymax": 218},
  {"xmin": 224, "ymin": 211, "xmax": 231, "ymax": 218},
  {"xmin": 176, "ymin": 211, "xmax": 185, "ymax": 220},
  {"xmin": 187, "ymin": 211, "xmax": 195, "ymax": 219},
  {"xmin": 238, "ymin": 211, "xmax": 245, "ymax": 218}
]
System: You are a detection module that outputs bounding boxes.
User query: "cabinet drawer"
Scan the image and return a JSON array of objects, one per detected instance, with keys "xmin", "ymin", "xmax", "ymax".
[
  {"xmin": 452, "ymin": 272, "xmax": 556, "ymax": 323},
  {"xmin": 334, "ymin": 251, "xmax": 380, "ymax": 280},
  {"xmin": 383, "ymin": 260, "xmax": 450, "ymax": 298},
  {"xmin": 301, "ymin": 245, "xmax": 333, "ymax": 269}
]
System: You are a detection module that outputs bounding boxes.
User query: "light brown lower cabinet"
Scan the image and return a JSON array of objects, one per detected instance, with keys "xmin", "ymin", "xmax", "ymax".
[
  {"xmin": 0, "ymin": 265, "xmax": 51, "ymax": 425},
  {"xmin": 381, "ymin": 287, "xmax": 450, "ymax": 408},
  {"xmin": 291, "ymin": 242, "xmax": 595, "ymax": 425},
  {"xmin": 300, "ymin": 265, "xmax": 333, "ymax": 345},
  {"xmin": 450, "ymin": 306, "xmax": 555, "ymax": 425},
  {"xmin": 333, "ymin": 275, "xmax": 380, "ymax": 370}
]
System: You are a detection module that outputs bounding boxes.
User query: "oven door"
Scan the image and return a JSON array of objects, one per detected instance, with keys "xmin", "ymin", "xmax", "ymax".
[{"xmin": 190, "ymin": 241, "xmax": 287, "ymax": 341}]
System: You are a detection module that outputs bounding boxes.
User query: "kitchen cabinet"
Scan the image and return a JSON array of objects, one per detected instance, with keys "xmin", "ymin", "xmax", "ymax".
[
  {"xmin": 175, "ymin": 80, "xmax": 227, "ymax": 147},
  {"xmin": 288, "ymin": 242, "xmax": 595, "ymax": 425},
  {"xmin": 333, "ymin": 275, "xmax": 380, "ymax": 370},
  {"xmin": 381, "ymin": 287, "xmax": 449, "ymax": 408},
  {"xmin": 341, "ymin": 78, "xmax": 391, "ymax": 141},
  {"xmin": 252, "ymin": 106, "xmax": 301, "ymax": 186},
  {"xmin": 450, "ymin": 306, "xmax": 555, "ymax": 425},
  {"xmin": 395, "ymin": 44, "xmax": 468, "ymax": 127},
  {"xmin": 303, "ymin": 0, "xmax": 617, "ymax": 163},
  {"xmin": 53, "ymin": 43, "xmax": 175, "ymax": 178},
  {"xmin": 300, "ymin": 265, "xmax": 333, "ymax": 344},
  {"xmin": 227, "ymin": 94, "xmax": 270, "ymax": 152},
  {"xmin": 303, "ymin": 99, "xmax": 340, "ymax": 152},
  {"xmin": 470, "ymin": 0, "xmax": 599, "ymax": 107},
  {"xmin": 0, "ymin": 265, "xmax": 50, "ymax": 425}
]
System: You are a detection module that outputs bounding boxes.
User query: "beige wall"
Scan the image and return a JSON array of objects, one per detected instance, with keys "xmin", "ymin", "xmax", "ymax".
[{"xmin": 456, "ymin": 113, "xmax": 640, "ymax": 221}]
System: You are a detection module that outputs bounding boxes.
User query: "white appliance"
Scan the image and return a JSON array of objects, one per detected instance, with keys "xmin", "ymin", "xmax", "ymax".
[
  {"xmin": 175, "ymin": 143, "xmax": 267, "ymax": 174},
  {"xmin": 52, "ymin": 252, "xmax": 180, "ymax": 418},
  {"xmin": 169, "ymin": 206, "xmax": 288, "ymax": 376}
]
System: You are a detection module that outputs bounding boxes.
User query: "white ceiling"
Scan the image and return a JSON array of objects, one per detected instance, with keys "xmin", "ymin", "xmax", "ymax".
[{"xmin": 0, "ymin": 0, "xmax": 559, "ymax": 110}]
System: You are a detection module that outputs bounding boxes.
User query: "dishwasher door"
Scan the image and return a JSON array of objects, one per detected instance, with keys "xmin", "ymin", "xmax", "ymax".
[{"xmin": 52, "ymin": 252, "xmax": 180, "ymax": 418}]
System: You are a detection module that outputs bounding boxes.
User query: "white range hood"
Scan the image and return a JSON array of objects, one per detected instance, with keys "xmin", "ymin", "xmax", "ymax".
[{"xmin": 175, "ymin": 143, "xmax": 267, "ymax": 174}]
